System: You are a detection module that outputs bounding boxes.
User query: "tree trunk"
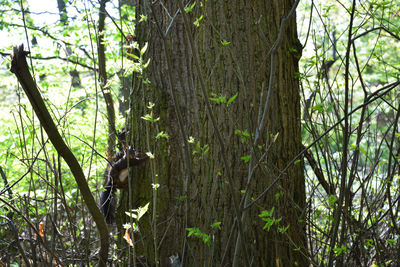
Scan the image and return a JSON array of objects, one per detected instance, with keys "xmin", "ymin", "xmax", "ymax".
[
  {"xmin": 124, "ymin": 1, "xmax": 307, "ymax": 266},
  {"xmin": 97, "ymin": 0, "xmax": 116, "ymax": 158},
  {"xmin": 56, "ymin": 0, "xmax": 82, "ymax": 88},
  {"xmin": 56, "ymin": 0, "xmax": 68, "ymax": 25}
]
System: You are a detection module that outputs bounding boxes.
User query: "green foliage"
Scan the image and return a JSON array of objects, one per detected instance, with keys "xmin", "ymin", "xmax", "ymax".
[
  {"xmin": 141, "ymin": 112, "xmax": 160, "ymax": 123},
  {"xmin": 209, "ymin": 92, "xmax": 238, "ymax": 107},
  {"xmin": 278, "ymin": 224, "xmax": 290, "ymax": 234},
  {"xmin": 187, "ymin": 136, "xmax": 195, "ymax": 143},
  {"xmin": 186, "ymin": 221, "xmax": 221, "ymax": 246},
  {"xmin": 333, "ymin": 244, "xmax": 347, "ymax": 256},
  {"xmin": 192, "ymin": 141, "xmax": 209, "ymax": 158},
  {"xmin": 311, "ymin": 103, "xmax": 325, "ymax": 112},
  {"xmin": 211, "ymin": 221, "xmax": 222, "ymax": 230},
  {"xmin": 193, "ymin": 15, "xmax": 203, "ymax": 27},
  {"xmin": 234, "ymin": 129, "xmax": 250, "ymax": 143},
  {"xmin": 139, "ymin": 14, "xmax": 147, "ymax": 22},
  {"xmin": 184, "ymin": 2, "xmax": 196, "ymax": 13},
  {"xmin": 227, "ymin": 92, "xmax": 238, "ymax": 105},
  {"xmin": 186, "ymin": 227, "xmax": 211, "ymax": 246},
  {"xmin": 240, "ymin": 155, "xmax": 250, "ymax": 163},
  {"xmin": 155, "ymin": 131, "xmax": 169, "ymax": 140},
  {"xmin": 126, "ymin": 202, "xmax": 150, "ymax": 221},
  {"xmin": 209, "ymin": 93, "xmax": 226, "ymax": 104},
  {"xmin": 259, "ymin": 207, "xmax": 282, "ymax": 231},
  {"xmin": 141, "ymin": 102, "xmax": 159, "ymax": 123},
  {"xmin": 221, "ymin": 40, "xmax": 231, "ymax": 46}
]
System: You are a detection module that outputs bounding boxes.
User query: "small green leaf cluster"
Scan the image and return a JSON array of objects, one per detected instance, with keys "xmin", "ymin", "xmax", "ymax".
[
  {"xmin": 186, "ymin": 221, "xmax": 221, "ymax": 246},
  {"xmin": 258, "ymin": 207, "xmax": 282, "ymax": 231},
  {"xmin": 209, "ymin": 92, "xmax": 238, "ymax": 107}
]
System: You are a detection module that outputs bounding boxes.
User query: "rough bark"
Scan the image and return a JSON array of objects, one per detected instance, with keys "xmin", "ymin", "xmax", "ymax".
[{"xmin": 125, "ymin": 1, "xmax": 306, "ymax": 266}]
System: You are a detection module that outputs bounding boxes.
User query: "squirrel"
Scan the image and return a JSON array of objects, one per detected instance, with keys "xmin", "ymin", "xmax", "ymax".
[{"xmin": 100, "ymin": 145, "xmax": 149, "ymax": 224}]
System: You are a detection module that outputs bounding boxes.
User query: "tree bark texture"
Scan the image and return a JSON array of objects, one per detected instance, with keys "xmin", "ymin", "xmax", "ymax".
[{"xmin": 125, "ymin": 1, "xmax": 306, "ymax": 266}]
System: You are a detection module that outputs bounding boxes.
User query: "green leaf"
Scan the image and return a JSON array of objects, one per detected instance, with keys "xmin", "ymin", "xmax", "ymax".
[
  {"xmin": 186, "ymin": 227, "xmax": 201, "ymax": 237},
  {"xmin": 386, "ymin": 238, "xmax": 396, "ymax": 245},
  {"xmin": 126, "ymin": 52, "xmax": 139, "ymax": 60},
  {"xmin": 272, "ymin": 132, "xmax": 279, "ymax": 142},
  {"xmin": 194, "ymin": 15, "xmax": 203, "ymax": 27},
  {"xmin": 241, "ymin": 155, "xmax": 250, "ymax": 163},
  {"xmin": 311, "ymin": 103, "xmax": 324, "ymax": 112},
  {"xmin": 227, "ymin": 92, "xmax": 238, "ymax": 106},
  {"xmin": 211, "ymin": 221, "xmax": 222, "ymax": 230},
  {"xmin": 147, "ymin": 102, "xmax": 155, "ymax": 109},
  {"xmin": 184, "ymin": 2, "xmax": 196, "ymax": 12},
  {"xmin": 235, "ymin": 129, "xmax": 250, "ymax": 143},
  {"xmin": 333, "ymin": 244, "xmax": 347, "ymax": 256},
  {"xmin": 186, "ymin": 227, "xmax": 211, "ymax": 246},
  {"xmin": 379, "ymin": 160, "xmax": 388, "ymax": 165},
  {"xmin": 187, "ymin": 136, "xmax": 195, "ymax": 143},
  {"xmin": 141, "ymin": 113, "xmax": 160, "ymax": 123},
  {"xmin": 221, "ymin": 40, "xmax": 231, "ymax": 46},
  {"xmin": 145, "ymin": 152, "xmax": 154, "ymax": 159},
  {"xmin": 259, "ymin": 207, "xmax": 274, "ymax": 218},
  {"xmin": 126, "ymin": 202, "xmax": 150, "ymax": 221},
  {"xmin": 139, "ymin": 14, "xmax": 147, "ymax": 22},
  {"xmin": 140, "ymin": 42, "xmax": 148, "ymax": 55},
  {"xmin": 143, "ymin": 58, "xmax": 151, "ymax": 68},
  {"xmin": 278, "ymin": 224, "xmax": 290, "ymax": 233},
  {"xmin": 209, "ymin": 93, "xmax": 226, "ymax": 104},
  {"xmin": 156, "ymin": 131, "xmax": 169, "ymax": 140}
]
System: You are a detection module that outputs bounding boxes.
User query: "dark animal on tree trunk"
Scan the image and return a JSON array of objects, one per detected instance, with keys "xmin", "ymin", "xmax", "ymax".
[{"xmin": 100, "ymin": 146, "xmax": 148, "ymax": 224}]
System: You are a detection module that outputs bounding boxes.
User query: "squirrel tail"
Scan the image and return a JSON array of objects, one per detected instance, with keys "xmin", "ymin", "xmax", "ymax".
[{"xmin": 100, "ymin": 180, "xmax": 116, "ymax": 224}]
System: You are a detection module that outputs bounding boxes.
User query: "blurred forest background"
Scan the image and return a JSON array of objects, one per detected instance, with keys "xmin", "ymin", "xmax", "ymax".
[{"xmin": 1, "ymin": 0, "xmax": 400, "ymax": 266}]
